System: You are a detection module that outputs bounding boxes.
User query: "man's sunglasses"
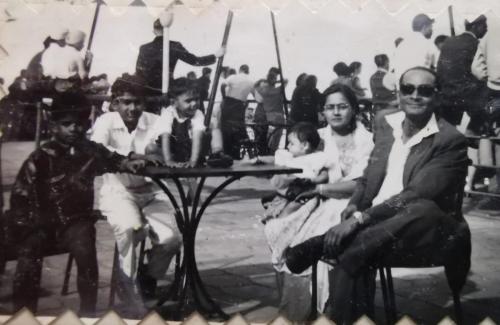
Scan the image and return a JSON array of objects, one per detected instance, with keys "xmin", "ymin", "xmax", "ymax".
[{"xmin": 400, "ymin": 83, "xmax": 437, "ymax": 97}]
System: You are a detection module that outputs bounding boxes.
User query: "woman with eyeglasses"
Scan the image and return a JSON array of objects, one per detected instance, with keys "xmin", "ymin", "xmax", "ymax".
[{"xmin": 263, "ymin": 84, "xmax": 374, "ymax": 320}]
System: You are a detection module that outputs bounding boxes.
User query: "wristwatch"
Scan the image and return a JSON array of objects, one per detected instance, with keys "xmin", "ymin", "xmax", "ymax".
[{"xmin": 352, "ymin": 211, "xmax": 365, "ymax": 225}]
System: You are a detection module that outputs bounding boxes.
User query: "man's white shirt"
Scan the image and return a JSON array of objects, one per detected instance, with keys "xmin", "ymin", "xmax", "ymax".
[
  {"xmin": 371, "ymin": 111, "xmax": 439, "ymax": 206},
  {"xmin": 91, "ymin": 111, "xmax": 159, "ymax": 189}
]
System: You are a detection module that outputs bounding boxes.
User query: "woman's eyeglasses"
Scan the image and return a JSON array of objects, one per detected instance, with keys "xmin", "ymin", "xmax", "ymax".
[
  {"xmin": 323, "ymin": 103, "xmax": 351, "ymax": 110},
  {"xmin": 400, "ymin": 83, "xmax": 437, "ymax": 97}
]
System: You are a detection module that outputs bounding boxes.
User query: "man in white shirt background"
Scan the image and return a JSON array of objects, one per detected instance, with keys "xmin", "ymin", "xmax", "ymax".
[
  {"xmin": 220, "ymin": 64, "xmax": 254, "ymax": 158},
  {"xmin": 384, "ymin": 14, "xmax": 437, "ymax": 91}
]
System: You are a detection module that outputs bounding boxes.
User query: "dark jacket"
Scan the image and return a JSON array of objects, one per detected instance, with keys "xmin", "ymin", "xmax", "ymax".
[
  {"xmin": 7, "ymin": 139, "xmax": 126, "ymax": 240},
  {"xmin": 349, "ymin": 111, "xmax": 469, "ymax": 223},
  {"xmin": 369, "ymin": 70, "xmax": 396, "ymax": 106},
  {"xmin": 136, "ymin": 37, "xmax": 216, "ymax": 93},
  {"xmin": 437, "ymin": 32, "xmax": 483, "ymax": 97}
]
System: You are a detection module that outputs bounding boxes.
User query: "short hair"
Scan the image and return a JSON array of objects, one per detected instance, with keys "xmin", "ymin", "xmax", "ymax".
[
  {"xmin": 289, "ymin": 122, "xmax": 321, "ymax": 151},
  {"xmin": 374, "ymin": 54, "xmax": 389, "ymax": 68},
  {"xmin": 434, "ymin": 35, "xmax": 449, "ymax": 46},
  {"xmin": 239, "ymin": 64, "xmax": 249, "ymax": 73},
  {"xmin": 50, "ymin": 91, "xmax": 91, "ymax": 122},
  {"xmin": 295, "ymin": 73, "xmax": 308, "ymax": 86},
  {"xmin": 349, "ymin": 61, "xmax": 362, "ymax": 72},
  {"xmin": 268, "ymin": 67, "xmax": 280, "ymax": 75},
  {"xmin": 169, "ymin": 77, "xmax": 199, "ymax": 99},
  {"xmin": 111, "ymin": 73, "xmax": 147, "ymax": 98},
  {"xmin": 304, "ymin": 74, "xmax": 317, "ymax": 88},
  {"xmin": 333, "ymin": 62, "xmax": 351, "ymax": 77},
  {"xmin": 399, "ymin": 66, "xmax": 439, "ymax": 90}
]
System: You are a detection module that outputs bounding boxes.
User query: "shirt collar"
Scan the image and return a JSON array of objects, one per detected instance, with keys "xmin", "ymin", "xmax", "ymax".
[
  {"xmin": 377, "ymin": 67, "xmax": 389, "ymax": 73},
  {"xmin": 463, "ymin": 31, "xmax": 477, "ymax": 39},
  {"xmin": 111, "ymin": 112, "xmax": 148, "ymax": 131},
  {"xmin": 385, "ymin": 111, "xmax": 439, "ymax": 147}
]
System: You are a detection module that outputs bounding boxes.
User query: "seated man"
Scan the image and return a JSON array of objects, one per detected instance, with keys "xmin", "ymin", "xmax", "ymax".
[
  {"xmin": 91, "ymin": 74, "xmax": 181, "ymax": 315},
  {"xmin": 285, "ymin": 67, "xmax": 471, "ymax": 323}
]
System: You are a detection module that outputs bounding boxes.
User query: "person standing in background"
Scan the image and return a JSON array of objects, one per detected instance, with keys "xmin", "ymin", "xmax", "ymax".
[
  {"xmin": 349, "ymin": 61, "xmax": 366, "ymax": 98},
  {"xmin": 370, "ymin": 54, "xmax": 397, "ymax": 113},
  {"xmin": 197, "ymin": 67, "xmax": 212, "ymax": 113},
  {"xmin": 255, "ymin": 67, "xmax": 288, "ymax": 155},
  {"xmin": 290, "ymin": 74, "xmax": 322, "ymax": 127},
  {"xmin": 135, "ymin": 18, "xmax": 225, "ymax": 113},
  {"xmin": 220, "ymin": 64, "xmax": 254, "ymax": 158}
]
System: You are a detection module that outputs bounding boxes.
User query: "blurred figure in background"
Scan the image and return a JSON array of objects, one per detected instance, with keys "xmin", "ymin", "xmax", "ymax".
[
  {"xmin": 255, "ymin": 67, "xmax": 288, "ymax": 154},
  {"xmin": 290, "ymin": 74, "xmax": 322, "ymax": 127},
  {"xmin": 370, "ymin": 54, "xmax": 397, "ymax": 114},
  {"xmin": 186, "ymin": 71, "xmax": 197, "ymax": 80},
  {"xmin": 349, "ymin": 61, "xmax": 366, "ymax": 98},
  {"xmin": 220, "ymin": 64, "xmax": 254, "ymax": 158},
  {"xmin": 197, "ymin": 67, "xmax": 212, "ymax": 113}
]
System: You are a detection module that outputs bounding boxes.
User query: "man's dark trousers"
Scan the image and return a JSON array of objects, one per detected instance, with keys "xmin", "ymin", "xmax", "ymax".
[
  {"xmin": 221, "ymin": 96, "xmax": 248, "ymax": 159},
  {"xmin": 325, "ymin": 199, "xmax": 471, "ymax": 323},
  {"xmin": 13, "ymin": 219, "xmax": 98, "ymax": 314}
]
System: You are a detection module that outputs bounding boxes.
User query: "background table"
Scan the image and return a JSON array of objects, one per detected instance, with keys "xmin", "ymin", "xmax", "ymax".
[{"xmin": 141, "ymin": 161, "xmax": 301, "ymax": 320}]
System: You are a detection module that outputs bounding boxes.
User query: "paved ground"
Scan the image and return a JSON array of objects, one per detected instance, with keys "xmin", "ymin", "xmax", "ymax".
[{"xmin": 1, "ymin": 142, "xmax": 500, "ymax": 324}]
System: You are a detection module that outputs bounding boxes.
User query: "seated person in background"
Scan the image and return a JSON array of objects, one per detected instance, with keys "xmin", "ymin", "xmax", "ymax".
[
  {"xmin": 285, "ymin": 67, "xmax": 471, "ymax": 324},
  {"xmin": 261, "ymin": 122, "xmax": 330, "ymax": 224},
  {"xmin": 91, "ymin": 74, "xmax": 179, "ymax": 316},
  {"xmin": 7, "ymin": 92, "xmax": 145, "ymax": 316},
  {"xmin": 146, "ymin": 77, "xmax": 225, "ymax": 167}
]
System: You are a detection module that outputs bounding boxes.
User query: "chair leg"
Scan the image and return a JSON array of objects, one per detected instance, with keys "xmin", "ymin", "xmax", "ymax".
[
  {"xmin": 61, "ymin": 253, "xmax": 74, "ymax": 295},
  {"xmin": 386, "ymin": 267, "xmax": 397, "ymax": 323},
  {"xmin": 108, "ymin": 244, "xmax": 119, "ymax": 308},
  {"xmin": 378, "ymin": 267, "xmax": 391, "ymax": 325},
  {"xmin": 452, "ymin": 290, "xmax": 463, "ymax": 325},
  {"xmin": 308, "ymin": 262, "xmax": 318, "ymax": 321}
]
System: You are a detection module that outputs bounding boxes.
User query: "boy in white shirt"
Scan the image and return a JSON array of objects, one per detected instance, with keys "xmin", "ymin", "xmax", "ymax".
[
  {"xmin": 91, "ymin": 74, "xmax": 180, "ymax": 315},
  {"xmin": 146, "ymin": 77, "xmax": 225, "ymax": 167}
]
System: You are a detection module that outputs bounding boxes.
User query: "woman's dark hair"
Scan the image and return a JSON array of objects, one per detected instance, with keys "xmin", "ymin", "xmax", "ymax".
[
  {"xmin": 332, "ymin": 62, "xmax": 351, "ymax": 77},
  {"xmin": 304, "ymin": 75, "xmax": 317, "ymax": 88},
  {"xmin": 290, "ymin": 122, "xmax": 321, "ymax": 151},
  {"xmin": 322, "ymin": 84, "xmax": 359, "ymax": 131},
  {"xmin": 295, "ymin": 73, "xmax": 308, "ymax": 86}
]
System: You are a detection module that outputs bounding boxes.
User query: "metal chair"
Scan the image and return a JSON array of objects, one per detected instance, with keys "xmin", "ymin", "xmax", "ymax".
[{"xmin": 310, "ymin": 262, "xmax": 464, "ymax": 324}]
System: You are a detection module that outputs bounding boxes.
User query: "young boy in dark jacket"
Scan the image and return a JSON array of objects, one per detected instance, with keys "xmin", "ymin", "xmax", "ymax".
[{"xmin": 6, "ymin": 91, "xmax": 146, "ymax": 316}]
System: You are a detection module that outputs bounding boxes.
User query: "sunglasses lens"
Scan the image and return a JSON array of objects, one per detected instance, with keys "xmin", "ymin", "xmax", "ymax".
[
  {"xmin": 400, "ymin": 84, "xmax": 415, "ymax": 96},
  {"xmin": 417, "ymin": 85, "xmax": 436, "ymax": 97}
]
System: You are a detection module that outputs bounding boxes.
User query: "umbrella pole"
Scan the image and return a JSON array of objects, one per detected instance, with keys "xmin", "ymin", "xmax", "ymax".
[
  {"xmin": 204, "ymin": 10, "xmax": 234, "ymax": 128},
  {"xmin": 87, "ymin": 0, "xmax": 104, "ymax": 52},
  {"xmin": 448, "ymin": 5, "xmax": 456, "ymax": 36},
  {"xmin": 270, "ymin": 10, "xmax": 289, "ymax": 146}
]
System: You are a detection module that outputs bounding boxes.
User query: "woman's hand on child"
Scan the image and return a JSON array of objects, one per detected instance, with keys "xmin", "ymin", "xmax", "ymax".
[{"xmin": 294, "ymin": 189, "xmax": 318, "ymax": 203}]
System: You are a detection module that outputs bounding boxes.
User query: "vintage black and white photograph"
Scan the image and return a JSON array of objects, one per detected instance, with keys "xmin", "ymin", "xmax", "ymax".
[{"xmin": 0, "ymin": 0, "xmax": 499, "ymax": 323}]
